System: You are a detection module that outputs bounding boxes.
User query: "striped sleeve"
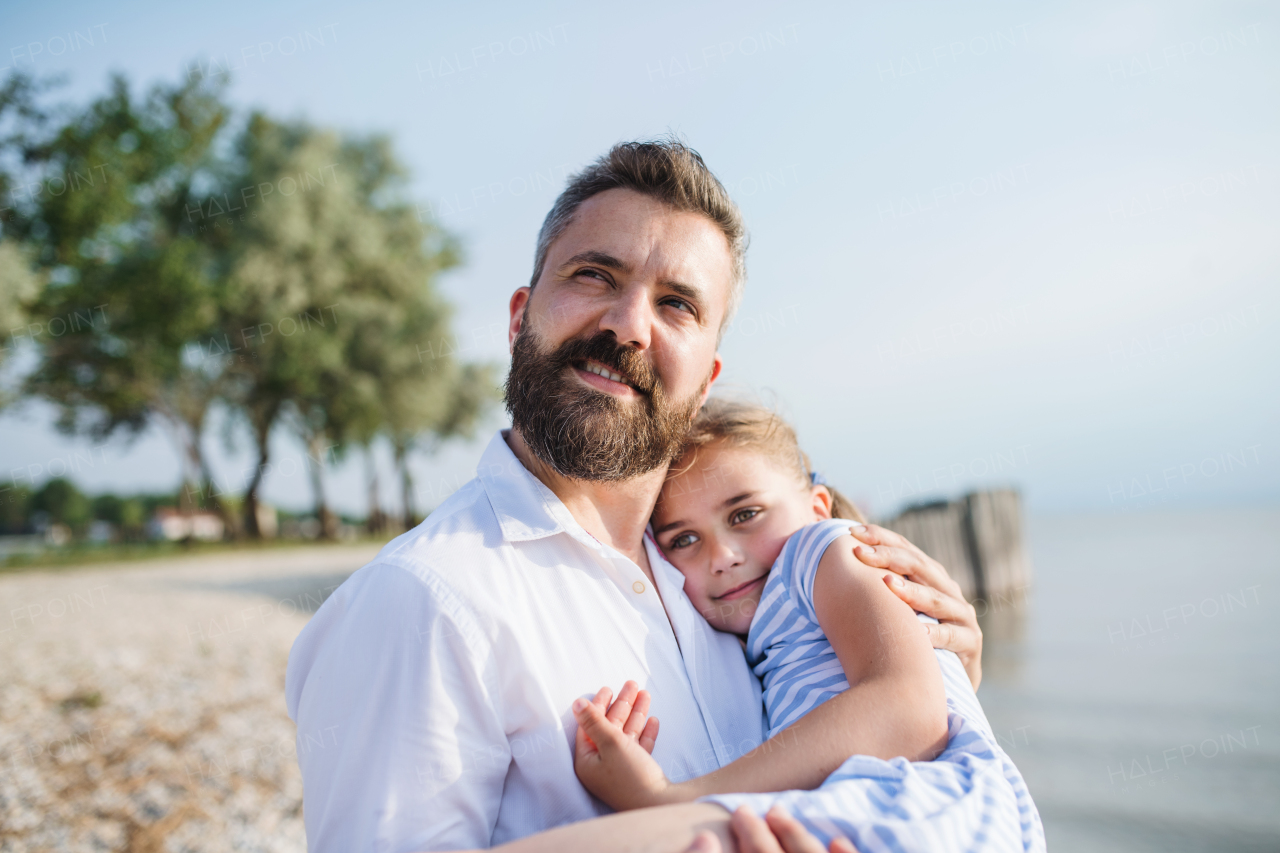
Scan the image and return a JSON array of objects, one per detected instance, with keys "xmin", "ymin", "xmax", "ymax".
[{"xmin": 784, "ymin": 518, "xmax": 864, "ymax": 625}]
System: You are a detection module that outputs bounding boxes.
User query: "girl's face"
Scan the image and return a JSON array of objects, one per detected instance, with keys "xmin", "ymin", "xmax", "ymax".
[{"xmin": 653, "ymin": 443, "xmax": 832, "ymax": 635}]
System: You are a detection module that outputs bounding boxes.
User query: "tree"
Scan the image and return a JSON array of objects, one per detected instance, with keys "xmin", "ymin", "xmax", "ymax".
[
  {"xmin": 0, "ymin": 240, "xmax": 41, "ymax": 404},
  {"xmin": 31, "ymin": 477, "xmax": 92, "ymax": 533},
  {"xmin": 0, "ymin": 74, "xmax": 48, "ymax": 411},
  {"xmin": 220, "ymin": 114, "xmax": 494, "ymax": 537},
  {"xmin": 3, "ymin": 69, "xmax": 497, "ymax": 539},
  {"xmin": 7, "ymin": 71, "xmax": 237, "ymax": 524}
]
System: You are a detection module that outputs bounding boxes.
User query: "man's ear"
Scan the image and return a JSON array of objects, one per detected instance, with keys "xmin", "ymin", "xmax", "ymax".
[
  {"xmin": 811, "ymin": 485, "xmax": 833, "ymax": 520},
  {"xmin": 696, "ymin": 354, "xmax": 724, "ymax": 411},
  {"xmin": 508, "ymin": 287, "xmax": 531, "ymax": 352}
]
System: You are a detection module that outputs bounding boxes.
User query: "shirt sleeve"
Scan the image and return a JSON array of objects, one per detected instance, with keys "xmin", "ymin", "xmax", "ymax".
[
  {"xmin": 285, "ymin": 561, "xmax": 509, "ymax": 853},
  {"xmin": 784, "ymin": 518, "xmax": 862, "ymax": 625}
]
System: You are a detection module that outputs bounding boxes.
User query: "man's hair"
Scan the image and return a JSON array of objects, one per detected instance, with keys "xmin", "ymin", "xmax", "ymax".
[{"xmin": 530, "ymin": 137, "xmax": 748, "ymax": 338}]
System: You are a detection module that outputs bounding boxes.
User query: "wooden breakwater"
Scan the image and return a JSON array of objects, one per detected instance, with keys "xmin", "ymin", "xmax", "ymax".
[{"xmin": 881, "ymin": 489, "xmax": 1031, "ymax": 604}]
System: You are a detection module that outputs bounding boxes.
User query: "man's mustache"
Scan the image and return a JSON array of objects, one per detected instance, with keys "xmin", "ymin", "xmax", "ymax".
[{"xmin": 547, "ymin": 332, "xmax": 660, "ymax": 397}]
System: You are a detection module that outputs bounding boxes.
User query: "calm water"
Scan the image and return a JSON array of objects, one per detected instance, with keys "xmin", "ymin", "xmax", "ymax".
[{"xmin": 978, "ymin": 507, "xmax": 1280, "ymax": 852}]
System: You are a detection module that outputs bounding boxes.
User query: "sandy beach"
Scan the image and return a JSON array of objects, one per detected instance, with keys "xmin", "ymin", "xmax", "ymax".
[{"xmin": 0, "ymin": 544, "xmax": 381, "ymax": 853}]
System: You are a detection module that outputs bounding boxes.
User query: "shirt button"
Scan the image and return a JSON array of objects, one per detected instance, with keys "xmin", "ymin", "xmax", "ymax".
[{"xmin": 632, "ymin": 581, "xmax": 646, "ymax": 594}]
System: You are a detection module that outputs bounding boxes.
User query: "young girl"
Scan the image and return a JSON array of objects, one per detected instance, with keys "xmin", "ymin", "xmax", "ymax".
[{"xmin": 564, "ymin": 398, "xmax": 1047, "ymax": 853}]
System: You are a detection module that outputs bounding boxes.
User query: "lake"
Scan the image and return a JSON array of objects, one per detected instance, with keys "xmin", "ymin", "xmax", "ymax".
[{"xmin": 978, "ymin": 507, "xmax": 1280, "ymax": 852}]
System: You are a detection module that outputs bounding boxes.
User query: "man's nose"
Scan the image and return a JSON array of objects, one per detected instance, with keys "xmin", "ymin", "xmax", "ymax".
[{"xmin": 598, "ymin": 286, "xmax": 653, "ymax": 350}]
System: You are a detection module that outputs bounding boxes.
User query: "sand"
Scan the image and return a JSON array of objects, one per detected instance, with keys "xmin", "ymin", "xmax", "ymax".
[{"xmin": 0, "ymin": 544, "xmax": 381, "ymax": 853}]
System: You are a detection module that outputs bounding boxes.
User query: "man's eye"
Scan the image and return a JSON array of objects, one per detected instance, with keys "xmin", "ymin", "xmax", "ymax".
[
  {"xmin": 670, "ymin": 532, "xmax": 699, "ymax": 549},
  {"xmin": 730, "ymin": 508, "xmax": 760, "ymax": 525},
  {"xmin": 662, "ymin": 297, "xmax": 695, "ymax": 315}
]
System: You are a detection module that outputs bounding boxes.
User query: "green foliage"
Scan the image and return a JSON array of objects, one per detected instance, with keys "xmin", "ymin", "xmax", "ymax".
[
  {"xmin": 31, "ymin": 477, "xmax": 92, "ymax": 530},
  {"xmin": 0, "ymin": 484, "xmax": 31, "ymax": 533},
  {"xmin": 0, "ymin": 241, "xmax": 42, "ymax": 372},
  {"xmin": 0, "ymin": 68, "xmax": 499, "ymax": 539}
]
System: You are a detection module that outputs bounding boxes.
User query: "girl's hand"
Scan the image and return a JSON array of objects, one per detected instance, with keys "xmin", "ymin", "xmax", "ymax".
[
  {"xmin": 848, "ymin": 524, "xmax": 984, "ymax": 690},
  {"xmin": 572, "ymin": 681, "xmax": 676, "ymax": 811}
]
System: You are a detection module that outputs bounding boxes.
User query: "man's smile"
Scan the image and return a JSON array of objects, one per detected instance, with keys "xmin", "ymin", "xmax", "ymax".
[{"xmin": 573, "ymin": 359, "xmax": 640, "ymax": 397}]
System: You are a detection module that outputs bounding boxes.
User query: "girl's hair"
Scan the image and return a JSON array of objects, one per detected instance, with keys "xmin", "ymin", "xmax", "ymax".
[{"xmin": 674, "ymin": 397, "xmax": 866, "ymax": 523}]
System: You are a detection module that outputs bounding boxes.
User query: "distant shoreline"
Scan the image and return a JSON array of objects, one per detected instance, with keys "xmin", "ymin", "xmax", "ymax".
[{"xmin": 0, "ymin": 534, "xmax": 395, "ymax": 575}]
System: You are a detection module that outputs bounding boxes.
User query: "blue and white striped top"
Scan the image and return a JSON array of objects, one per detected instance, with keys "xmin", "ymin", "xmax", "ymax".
[
  {"xmin": 747, "ymin": 518, "xmax": 992, "ymax": 739},
  {"xmin": 704, "ymin": 518, "xmax": 1046, "ymax": 852}
]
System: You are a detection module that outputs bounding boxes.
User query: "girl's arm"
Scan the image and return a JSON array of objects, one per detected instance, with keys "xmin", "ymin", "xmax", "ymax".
[
  {"xmin": 472, "ymin": 801, "xmax": 857, "ymax": 853},
  {"xmin": 574, "ymin": 535, "xmax": 950, "ymax": 811}
]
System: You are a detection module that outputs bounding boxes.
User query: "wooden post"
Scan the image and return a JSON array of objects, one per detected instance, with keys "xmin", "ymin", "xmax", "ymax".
[
  {"xmin": 883, "ymin": 489, "xmax": 1031, "ymax": 604},
  {"xmin": 882, "ymin": 500, "xmax": 980, "ymax": 600}
]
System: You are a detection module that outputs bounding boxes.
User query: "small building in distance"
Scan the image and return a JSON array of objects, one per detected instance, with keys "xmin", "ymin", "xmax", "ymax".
[{"xmin": 148, "ymin": 509, "xmax": 225, "ymax": 542}]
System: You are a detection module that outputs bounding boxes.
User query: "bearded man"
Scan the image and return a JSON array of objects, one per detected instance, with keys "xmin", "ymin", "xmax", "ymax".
[{"xmin": 286, "ymin": 139, "xmax": 984, "ymax": 853}]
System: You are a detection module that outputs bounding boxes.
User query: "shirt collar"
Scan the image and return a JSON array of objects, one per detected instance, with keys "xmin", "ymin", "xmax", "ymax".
[
  {"xmin": 477, "ymin": 429, "xmax": 577, "ymax": 543},
  {"xmin": 645, "ymin": 526, "xmax": 689, "ymax": 595}
]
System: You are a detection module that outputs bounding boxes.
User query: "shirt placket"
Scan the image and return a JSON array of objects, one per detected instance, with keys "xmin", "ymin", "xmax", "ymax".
[{"xmin": 579, "ymin": 535, "xmax": 669, "ymax": 623}]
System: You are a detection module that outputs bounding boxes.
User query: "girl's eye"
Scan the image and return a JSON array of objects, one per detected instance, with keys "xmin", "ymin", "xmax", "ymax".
[
  {"xmin": 669, "ymin": 532, "xmax": 699, "ymax": 549},
  {"xmin": 730, "ymin": 508, "xmax": 760, "ymax": 525}
]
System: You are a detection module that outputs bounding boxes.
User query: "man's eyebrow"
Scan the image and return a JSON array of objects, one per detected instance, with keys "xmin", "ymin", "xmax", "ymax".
[
  {"xmin": 562, "ymin": 250, "xmax": 631, "ymax": 272},
  {"xmin": 662, "ymin": 280, "xmax": 706, "ymax": 307}
]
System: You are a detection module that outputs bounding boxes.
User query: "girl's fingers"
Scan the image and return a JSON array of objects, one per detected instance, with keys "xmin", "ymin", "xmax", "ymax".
[
  {"xmin": 573, "ymin": 698, "xmax": 599, "ymax": 754},
  {"xmin": 638, "ymin": 716, "xmax": 660, "ymax": 754},
  {"xmin": 621, "ymin": 689, "xmax": 651, "ymax": 738},
  {"xmin": 605, "ymin": 680, "xmax": 640, "ymax": 727},
  {"xmin": 829, "ymin": 838, "xmax": 860, "ymax": 853},
  {"xmin": 573, "ymin": 699, "xmax": 626, "ymax": 758}
]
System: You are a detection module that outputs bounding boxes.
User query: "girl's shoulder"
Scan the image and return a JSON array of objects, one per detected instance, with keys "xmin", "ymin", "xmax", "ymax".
[
  {"xmin": 769, "ymin": 518, "xmax": 864, "ymax": 613},
  {"xmin": 746, "ymin": 519, "xmax": 861, "ymax": 656},
  {"xmin": 774, "ymin": 517, "xmax": 863, "ymax": 575}
]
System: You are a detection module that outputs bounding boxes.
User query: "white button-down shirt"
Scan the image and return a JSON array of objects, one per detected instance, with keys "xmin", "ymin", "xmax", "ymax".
[{"xmin": 286, "ymin": 430, "xmax": 766, "ymax": 853}]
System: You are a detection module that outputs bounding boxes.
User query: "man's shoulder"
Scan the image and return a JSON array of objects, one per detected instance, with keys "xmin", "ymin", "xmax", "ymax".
[
  {"xmin": 313, "ymin": 477, "xmax": 505, "ymax": 617},
  {"xmin": 286, "ymin": 479, "xmax": 502, "ymax": 705},
  {"xmin": 371, "ymin": 476, "xmax": 501, "ymax": 575}
]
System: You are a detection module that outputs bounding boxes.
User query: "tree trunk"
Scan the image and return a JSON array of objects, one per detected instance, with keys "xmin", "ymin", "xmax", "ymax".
[
  {"xmin": 242, "ymin": 401, "xmax": 281, "ymax": 539},
  {"xmin": 308, "ymin": 432, "xmax": 338, "ymax": 540},
  {"xmin": 395, "ymin": 440, "xmax": 416, "ymax": 531},
  {"xmin": 364, "ymin": 444, "xmax": 384, "ymax": 535},
  {"xmin": 180, "ymin": 437, "xmax": 201, "ymax": 515},
  {"xmin": 157, "ymin": 411, "xmax": 200, "ymax": 517},
  {"xmin": 187, "ymin": 414, "xmax": 238, "ymax": 539}
]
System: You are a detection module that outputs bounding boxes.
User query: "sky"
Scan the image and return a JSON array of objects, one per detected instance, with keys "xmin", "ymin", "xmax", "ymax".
[{"xmin": 1, "ymin": 0, "xmax": 1276, "ymax": 519}]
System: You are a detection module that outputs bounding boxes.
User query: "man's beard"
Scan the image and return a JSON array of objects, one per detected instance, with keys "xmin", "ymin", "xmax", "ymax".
[{"xmin": 504, "ymin": 321, "xmax": 706, "ymax": 482}]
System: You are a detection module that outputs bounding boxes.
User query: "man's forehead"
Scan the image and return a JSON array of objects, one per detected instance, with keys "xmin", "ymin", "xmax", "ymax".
[{"xmin": 548, "ymin": 189, "xmax": 733, "ymax": 298}]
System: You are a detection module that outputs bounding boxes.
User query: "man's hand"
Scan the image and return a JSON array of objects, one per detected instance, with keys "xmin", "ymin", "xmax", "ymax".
[
  {"xmin": 572, "ymin": 681, "xmax": 678, "ymax": 811},
  {"xmin": 682, "ymin": 807, "xmax": 859, "ymax": 853},
  {"xmin": 848, "ymin": 523, "xmax": 984, "ymax": 690}
]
